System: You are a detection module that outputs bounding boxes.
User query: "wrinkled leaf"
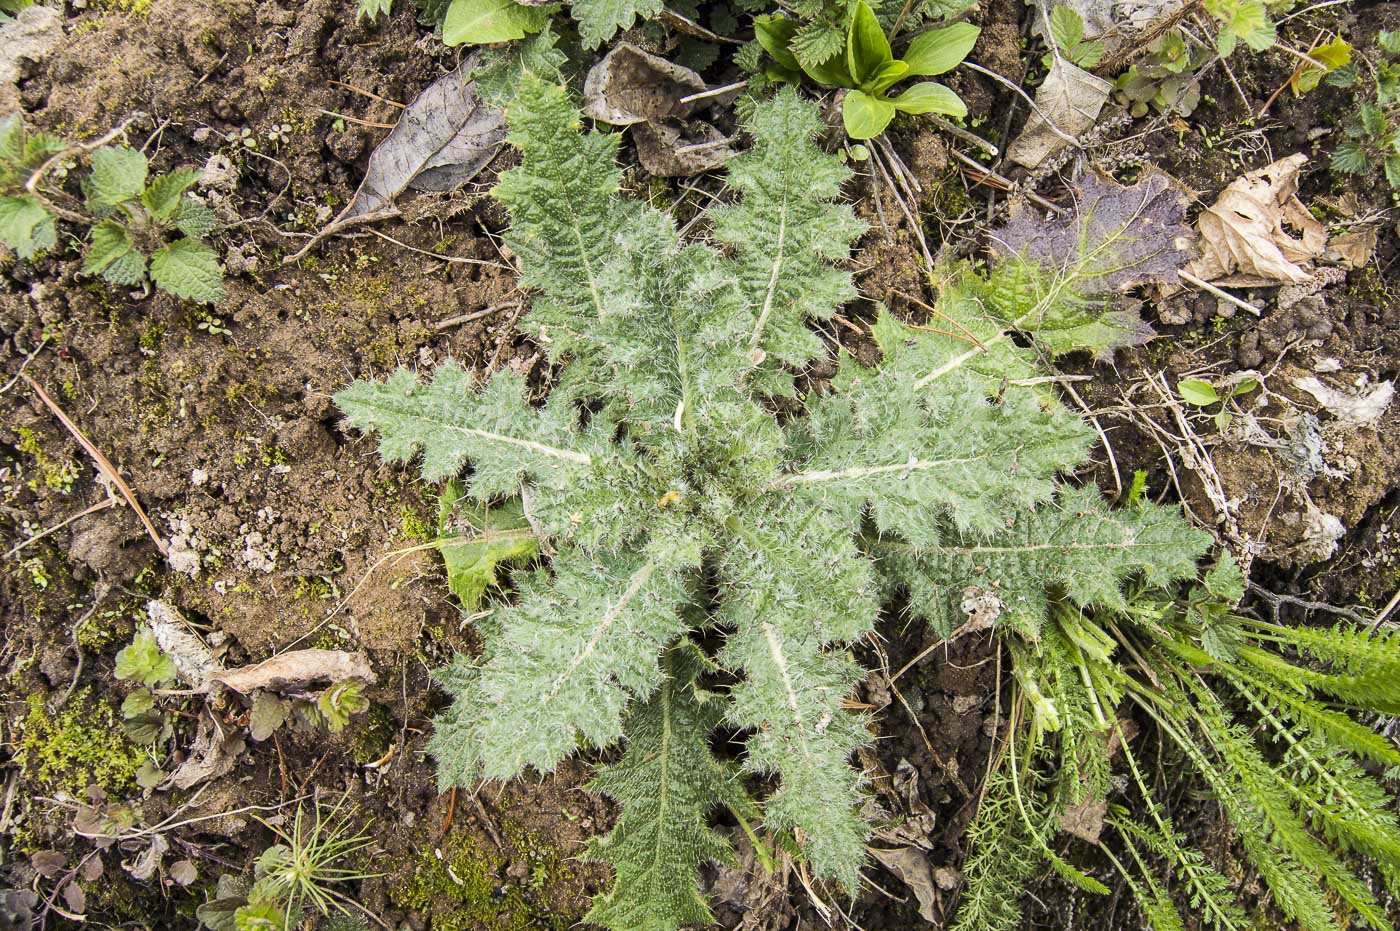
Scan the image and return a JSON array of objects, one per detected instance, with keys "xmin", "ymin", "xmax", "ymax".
[
  {"xmin": 1006, "ymin": 57, "xmax": 1111, "ymax": 169},
  {"xmin": 124, "ymin": 834, "xmax": 168, "ymax": 881},
  {"xmin": 149, "ymin": 238, "xmax": 225, "ymax": 304},
  {"xmin": 210, "ymin": 649, "xmax": 375, "ymax": 694},
  {"xmin": 342, "ymin": 57, "xmax": 507, "ymax": 220},
  {"xmin": 869, "ymin": 846, "xmax": 939, "ymax": 921},
  {"xmin": 1184, "ymin": 153, "xmax": 1325, "ymax": 286},
  {"xmin": 60, "ymin": 882, "xmax": 85, "ymax": 917},
  {"xmin": 1058, "ymin": 797, "xmax": 1108, "ymax": 843},
  {"xmin": 1293, "ymin": 376, "xmax": 1395, "ymax": 427},
  {"xmin": 248, "ymin": 690, "xmax": 289, "ymax": 741},
  {"xmin": 439, "ymin": 483, "xmax": 539, "ymax": 611},
  {"xmin": 145, "ymin": 600, "xmax": 222, "ymax": 687},
  {"xmin": 988, "ymin": 171, "xmax": 1192, "ymax": 356},
  {"xmin": 581, "ymin": 43, "xmax": 707, "ymax": 126},
  {"xmin": 632, "ymin": 119, "xmax": 738, "ymax": 177},
  {"xmin": 163, "ymin": 717, "xmax": 243, "ymax": 790}
]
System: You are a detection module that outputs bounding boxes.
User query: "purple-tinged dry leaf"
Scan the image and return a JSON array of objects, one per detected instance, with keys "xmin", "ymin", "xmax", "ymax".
[
  {"xmin": 79, "ymin": 855, "xmax": 103, "ymax": 883},
  {"xmin": 991, "ymin": 170, "xmax": 1193, "ymax": 293},
  {"xmin": 986, "ymin": 170, "xmax": 1193, "ymax": 358},
  {"xmin": 123, "ymin": 834, "xmax": 168, "ymax": 882},
  {"xmin": 29, "ymin": 850, "xmax": 66, "ymax": 879},
  {"xmin": 60, "ymin": 881, "xmax": 85, "ymax": 918}
]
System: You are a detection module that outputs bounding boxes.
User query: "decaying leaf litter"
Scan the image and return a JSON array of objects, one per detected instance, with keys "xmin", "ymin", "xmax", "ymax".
[{"xmin": 2, "ymin": 0, "xmax": 1400, "ymax": 929}]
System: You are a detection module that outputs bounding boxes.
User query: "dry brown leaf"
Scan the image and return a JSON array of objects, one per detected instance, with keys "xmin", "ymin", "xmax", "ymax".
[
  {"xmin": 582, "ymin": 44, "xmax": 707, "ymax": 126},
  {"xmin": 163, "ymin": 717, "xmax": 244, "ymax": 790},
  {"xmin": 208, "ymin": 649, "xmax": 374, "ymax": 694},
  {"xmin": 1059, "ymin": 797, "xmax": 1109, "ymax": 843},
  {"xmin": 1328, "ymin": 227, "xmax": 1377, "ymax": 268},
  {"xmin": 1185, "ymin": 154, "xmax": 1326, "ymax": 286},
  {"xmin": 869, "ymin": 846, "xmax": 939, "ymax": 921},
  {"xmin": 1006, "ymin": 58, "xmax": 1112, "ymax": 169}
]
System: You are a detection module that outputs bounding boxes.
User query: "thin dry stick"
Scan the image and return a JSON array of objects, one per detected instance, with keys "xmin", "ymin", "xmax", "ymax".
[
  {"xmin": 365, "ymin": 227, "xmax": 512, "ymax": 269},
  {"xmin": 21, "ymin": 374, "xmax": 168, "ymax": 557},
  {"xmin": 925, "ymin": 114, "xmax": 1000, "ymax": 157},
  {"xmin": 434, "ymin": 300, "xmax": 522, "ymax": 331},
  {"xmin": 328, "ymin": 79, "xmax": 406, "ymax": 108},
  {"xmin": 283, "ymin": 204, "xmax": 401, "ymax": 264},
  {"xmin": 963, "ymin": 60, "xmax": 1081, "ymax": 149},
  {"xmin": 316, "ymin": 108, "xmax": 396, "ymax": 130},
  {"xmin": 949, "ymin": 150, "xmax": 1068, "ymax": 216},
  {"xmin": 1177, "ymin": 270, "xmax": 1264, "ymax": 316}
]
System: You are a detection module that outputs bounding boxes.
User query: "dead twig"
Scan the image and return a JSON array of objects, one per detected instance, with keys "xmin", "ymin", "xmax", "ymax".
[
  {"xmin": 328, "ymin": 79, "xmax": 406, "ymax": 108},
  {"xmin": 434, "ymin": 300, "xmax": 523, "ymax": 331},
  {"xmin": 282, "ymin": 204, "xmax": 402, "ymax": 264},
  {"xmin": 3, "ymin": 496, "xmax": 116, "ymax": 560},
  {"xmin": 21, "ymin": 374, "xmax": 168, "ymax": 557}
]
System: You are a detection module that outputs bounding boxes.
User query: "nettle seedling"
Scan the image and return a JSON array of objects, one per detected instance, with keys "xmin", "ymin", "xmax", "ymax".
[
  {"xmin": 1330, "ymin": 30, "xmax": 1400, "ymax": 188},
  {"xmin": 1178, "ymin": 375, "xmax": 1259, "ymax": 432},
  {"xmin": 337, "ymin": 75, "xmax": 1206, "ymax": 927},
  {"xmin": 0, "ymin": 116, "xmax": 225, "ymax": 304},
  {"xmin": 757, "ymin": 0, "xmax": 978, "ymax": 139}
]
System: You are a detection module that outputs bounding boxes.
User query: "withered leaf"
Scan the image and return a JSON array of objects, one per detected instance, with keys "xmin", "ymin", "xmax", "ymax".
[
  {"xmin": 60, "ymin": 881, "xmax": 85, "ymax": 918},
  {"xmin": 1006, "ymin": 58, "xmax": 1111, "ymax": 169},
  {"xmin": 1184, "ymin": 153, "xmax": 1326, "ymax": 286},
  {"xmin": 169, "ymin": 860, "xmax": 198, "ymax": 887},
  {"xmin": 29, "ymin": 850, "xmax": 66, "ymax": 879},
  {"xmin": 124, "ymin": 834, "xmax": 168, "ymax": 882},
  {"xmin": 162, "ymin": 717, "xmax": 244, "ymax": 791},
  {"xmin": 79, "ymin": 855, "xmax": 104, "ymax": 883},
  {"xmin": 210, "ymin": 649, "xmax": 374, "ymax": 694},
  {"xmin": 341, "ymin": 55, "xmax": 507, "ymax": 221},
  {"xmin": 248, "ymin": 690, "xmax": 290, "ymax": 742},
  {"xmin": 869, "ymin": 846, "xmax": 939, "ymax": 921},
  {"xmin": 581, "ymin": 43, "xmax": 707, "ymax": 126},
  {"xmin": 989, "ymin": 170, "xmax": 1193, "ymax": 357},
  {"xmin": 1059, "ymin": 797, "xmax": 1109, "ymax": 844},
  {"xmin": 145, "ymin": 600, "xmax": 222, "ymax": 687}
]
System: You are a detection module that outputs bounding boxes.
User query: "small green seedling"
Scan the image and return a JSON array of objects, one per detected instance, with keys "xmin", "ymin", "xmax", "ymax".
[
  {"xmin": 315, "ymin": 680, "xmax": 369, "ymax": 733},
  {"xmin": 1330, "ymin": 31, "xmax": 1400, "ymax": 188},
  {"xmin": 1178, "ymin": 376, "xmax": 1258, "ymax": 432},
  {"xmin": 1045, "ymin": 6, "xmax": 1104, "ymax": 69},
  {"xmin": 757, "ymin": 0, "xmax": 979, "ymax": 139},
  {"xmin": 114, "ymin": 630, "xmax": 177, "ymax": 687},
  {"xmin": 80, "ymin": 146, "xmax": 225, "ymax": 304}
]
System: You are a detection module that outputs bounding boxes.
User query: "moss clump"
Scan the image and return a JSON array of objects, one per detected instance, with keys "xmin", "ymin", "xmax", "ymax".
[
  {"xmin": 387, "ymin": 829, "xmax": 578, "ymax": 931},
  {"xmin": 19, "ymin": 692, "xmax": 144, "ymax": 795},
  {"xmin": 347, "ymin": 703, "xmax": 395, "ymax": 765}
]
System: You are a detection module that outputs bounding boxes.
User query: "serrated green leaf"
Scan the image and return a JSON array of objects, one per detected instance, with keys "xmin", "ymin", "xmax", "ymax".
[
  {"xmin": 115, "ymin": 631, "xmax": 177, "ymax": 686},
  {"xmin": 586, "ymin": 644, "xmax": 744, "ymax": 931},
  {"xmin": 85, "ymin": 146, "xmax": 149, "ymax": 210},
  {"xmin": 437, "ymin": 482, "xmax": 539, "ymax": 611},
  {"xmin": 1050, "ymin": 6, "xmax": 1083, "ymax": 52},
  {"xmin": 82, "ymin": 221, "xmax": 139, "ymax": 277},
  {"xmin": 0, "ymin": 194, "xmax": 55, "ymax": 259},
  {"xmin": 150, "ymin": 237, "xmax": 224, "ymax": 303},
  {"xmin": 902, "ymin": 21, "xmax": 979, "ymax": 77},
  {"xmin": 173, "ymin": 198, "xmax": 215, "ymax": 238},
  {"xmin": 1331, "ymin": 141, "xmax": 1369, "ymax": 175},
  {"xmin": 357, "ymin": 0, "xmax": 393, "ymax": 20},
  {"xmin": 571, "ymin": 0, "xmax": 661, "ymax": 48},
  {"xmin": 141, "ymin": 168, "xmax": 200, "ymax": 219}
]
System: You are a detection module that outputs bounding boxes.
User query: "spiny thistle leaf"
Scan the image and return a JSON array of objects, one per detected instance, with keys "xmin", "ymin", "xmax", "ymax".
[
  {"xmin": 333, "ymin": 363, "xmax": 593, "ymax": 493},
  {"xmin": 430, "ymin": 549, "xmax": 691, "ymax": 781},
  {"xmin": 586, "ymin": 643, "xmax": 745, "ymax": 931},
  {"xmin": 711, "ymin": 86, "xmax": 864, "ymax": 395},
  {"xmin": 880, "ymin": 485, "xmax": 1211, "ymax": 637},
  {"xmin": 786, "ymin": 305, "xmax": 1094, "ymax": 541}
]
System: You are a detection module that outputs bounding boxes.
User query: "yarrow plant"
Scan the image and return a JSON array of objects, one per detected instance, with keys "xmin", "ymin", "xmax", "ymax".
[{"xmin": 337, "ymin": 75, "xmax": 1210, "ymax": 926}]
